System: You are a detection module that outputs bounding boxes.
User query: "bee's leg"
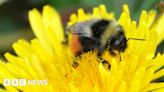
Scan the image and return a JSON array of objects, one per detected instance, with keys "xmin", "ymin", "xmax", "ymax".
[
  {"xmin": 97, "ymin": 56, "xmax": 111, "ymax": 69},
  {"xmin": 72, "ymin": 60, "xmax": 79, "ymax": 68},
  {"xmin": 72, "ymin": 51, "xmax": 82, "ymax": 68},
  {"xmin": 102, "ymin": 60, "xmax": 111, "ymax": 69},
  {"xmin": 109, "ymin": 47, "xmax": 116, "ymax": 56},
  {"xmin": 97, "ymin": 46, "xmax": 111, "ymax": 69}
]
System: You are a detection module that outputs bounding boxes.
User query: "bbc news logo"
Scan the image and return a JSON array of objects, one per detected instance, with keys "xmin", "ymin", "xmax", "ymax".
[{"xmin": 3, "ymin": 79, "xmax": 48, "ymax": 86}]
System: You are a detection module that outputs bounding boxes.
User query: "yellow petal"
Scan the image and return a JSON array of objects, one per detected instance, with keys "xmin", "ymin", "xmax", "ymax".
[
  {"xmin": 143, "ymin": 83, "xmax": 164, "ymax": 92},
  {"xmin": 28, "ymin": 8, "xmax": 53, "ymax": 54},
  {"xmin": 153, "ymin": 69, "xmax": 164, "ymax": 81},
  {"xmin": 42, "ymin": 5, "xmax": 64, "ymax": 43}
]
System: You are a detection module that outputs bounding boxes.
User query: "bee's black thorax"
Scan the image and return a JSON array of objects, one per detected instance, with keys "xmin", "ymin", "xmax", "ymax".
[
  {"xmin": 91, "ymin": 19, "xmax": 110, "ymax": 38},
  {"xmin": 78, "ymin": 19, "xmax": 111, "ymax": 53},
  {"xmin": 79, "ymin": 37, "xmax": 99, "ymax": 53}
]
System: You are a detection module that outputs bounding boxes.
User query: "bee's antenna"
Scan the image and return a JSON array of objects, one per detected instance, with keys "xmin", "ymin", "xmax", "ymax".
[{"xmin": 127, "ymin": 38, "xmax": 146, "ymax": 41}]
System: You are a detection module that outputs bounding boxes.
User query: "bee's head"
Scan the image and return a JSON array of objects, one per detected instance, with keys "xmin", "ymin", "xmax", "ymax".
[{"xmin": 109, "ymin": 31, "xmax": 127, "ymax": 53}]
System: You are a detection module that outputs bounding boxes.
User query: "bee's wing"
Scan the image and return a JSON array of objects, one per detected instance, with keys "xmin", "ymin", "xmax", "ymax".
[
  {"xmin": 66, "ymin": 25, "xmax": 78, "ymax": 35},
  {"xmin": 66, "ymin": 22, "xmax": 92, "ymax": 37}
]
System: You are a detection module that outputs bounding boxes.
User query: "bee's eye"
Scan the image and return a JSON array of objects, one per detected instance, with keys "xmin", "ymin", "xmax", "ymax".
[{"xmin": 91, "ymin": 19, "xmax": 110, "ymax": 38}]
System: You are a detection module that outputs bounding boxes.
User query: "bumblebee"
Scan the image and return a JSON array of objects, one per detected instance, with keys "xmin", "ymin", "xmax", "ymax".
[
  {"xmin": 67, "ymin": 19, "xmax": 144, "ymax": 68},
  {"xmin": 67, "ymin": 19, "xmax": 127, "ymax": 56}
]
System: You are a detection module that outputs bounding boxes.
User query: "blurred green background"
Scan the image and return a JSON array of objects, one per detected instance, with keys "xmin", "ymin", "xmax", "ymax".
[{"xmin": 0, "ymin": 0, "xmax": 164, "ymax": 59}]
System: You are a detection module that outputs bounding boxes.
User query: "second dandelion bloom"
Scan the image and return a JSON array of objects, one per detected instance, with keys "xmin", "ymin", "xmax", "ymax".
[{"xmin": 0, "ymin": 4, "xmax": 164, "ymax": 92}]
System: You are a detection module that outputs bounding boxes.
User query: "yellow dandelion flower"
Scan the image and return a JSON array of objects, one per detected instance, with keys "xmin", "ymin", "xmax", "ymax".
[{"xmin": 0, "ymin": 4, "xmax": 164, "ymax": 92}]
